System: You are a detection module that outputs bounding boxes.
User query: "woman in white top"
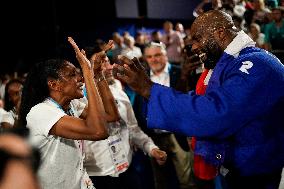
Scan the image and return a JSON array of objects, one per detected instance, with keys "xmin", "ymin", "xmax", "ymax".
[
  {"xmin": 1, "ymin": 79, "xmax": 23, "ymax": 128},
  {"xmin": 18, "ymin": 37, "xmax": 119, "ymax": 189},
  {"xmin": 83, "ymin": 46, "xmax": 167, "ymax": 189}
]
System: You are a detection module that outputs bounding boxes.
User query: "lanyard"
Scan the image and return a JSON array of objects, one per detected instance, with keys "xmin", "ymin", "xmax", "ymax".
[
  {"xmin": 48, "ymin": 97, "xmax": 75, "ymax": 116},
  {"xmin": 47, "ymin": 97, "xmax": 84, "ymax": 154}
]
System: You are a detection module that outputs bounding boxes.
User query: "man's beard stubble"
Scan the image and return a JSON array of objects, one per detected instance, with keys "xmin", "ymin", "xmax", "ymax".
[{"xmin": 203, "ymin": 38, "xmax": 224, "ymax": 69}]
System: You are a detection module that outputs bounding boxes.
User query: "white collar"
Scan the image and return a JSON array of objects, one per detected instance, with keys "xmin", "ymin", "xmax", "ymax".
[
  {"xmin": 224, "ymin": 30, "xmax": 255, "ymax": 58},
  {"xmin": 150, "ymin": 62, "xmax": 170, "ymax": 76},
  {"xmin": 204, "ymin": 69, "xmax": 213, "ymax": 85}
]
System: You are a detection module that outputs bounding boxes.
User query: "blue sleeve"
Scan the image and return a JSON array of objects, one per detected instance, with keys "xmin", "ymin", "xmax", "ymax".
[
  {"xmin": 147, "ymin": 83, "xmax": 239, "ymax": 139},
  {"xmin": 146, "ymin": 56, "xmax": 283, "ymax": 139}
]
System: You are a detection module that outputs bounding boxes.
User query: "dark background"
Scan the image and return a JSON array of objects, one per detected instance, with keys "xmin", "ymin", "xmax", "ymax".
[{"xmin": 1, "ymin": 0, "xmax": 199, "ymax": 75}]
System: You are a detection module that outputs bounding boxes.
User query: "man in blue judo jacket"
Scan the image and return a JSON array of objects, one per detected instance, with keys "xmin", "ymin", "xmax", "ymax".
[{"xmin": 113, "ymin": 10, "xmax": 284, "ymax": 189}]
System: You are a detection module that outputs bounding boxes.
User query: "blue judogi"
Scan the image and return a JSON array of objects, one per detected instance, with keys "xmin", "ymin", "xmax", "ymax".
[{"xmin": 145, "ymin": 31, "xmax": 284, "ymax": 176}]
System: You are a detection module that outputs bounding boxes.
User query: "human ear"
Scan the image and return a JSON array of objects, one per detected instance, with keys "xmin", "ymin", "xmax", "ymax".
[
  {"xmin": 214, "ymin": 27, "xmax": 226, "ymax": 41},
  {"xmin": 213, "ymin": 27, "xmax": 227, "ymax": 48},
  {"xmin": 47, "ymin": 80, "xmax": 61, "ymax": 91}
]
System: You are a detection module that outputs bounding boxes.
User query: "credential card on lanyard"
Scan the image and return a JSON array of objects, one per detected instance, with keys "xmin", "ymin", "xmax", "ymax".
[{"xmin": 107, "ymin": 134, "xmax": 129, "ymax": 174}]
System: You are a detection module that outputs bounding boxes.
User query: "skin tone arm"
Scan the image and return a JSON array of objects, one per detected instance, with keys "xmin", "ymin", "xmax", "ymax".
[
  {"xmin": 91, "ymin": 41, "xmax": 120, "ymax": 122},
  {"xmin": 79, "ymin": 41, "xmax": 120, "ymax": 122},
  {"xmin": 48, "ymin": 37, "xmax": 108, "ymax": 141},
  {"xmin": 95, "ymin": 78, "xmax": 120, "ymax": 122}
]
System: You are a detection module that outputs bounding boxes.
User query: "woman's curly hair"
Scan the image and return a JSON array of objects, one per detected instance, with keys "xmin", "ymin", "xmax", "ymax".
[{"xmin": 18, "ymin": 59, "xmax": 67, "ymax": 127}]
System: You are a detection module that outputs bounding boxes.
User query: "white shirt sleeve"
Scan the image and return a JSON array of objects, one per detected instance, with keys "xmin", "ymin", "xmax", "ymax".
[
  {"xmin": 27, "ymin": 103, "xmax": 66, "ymax": 136},
  {"xmin": 0, "ymin": 108, "xmax": 7, "ymax": 123},
  {"xmin": 110, "ymin": 80, "xmax": 158, "ymax": 155},
  {"xmin": 70, "ymin": 99, "xmax": 87, "ymax": 117},
  {"xmin": 279, "ymin": 168, "xmax": 284, "ymax": 189},
  {"xmin": 123, "ymin": 93, "xmax": 158, "ymax": 155},
  {"xmin": 1, "ymin": 111, "xmax": 15, "ymax": 125}
]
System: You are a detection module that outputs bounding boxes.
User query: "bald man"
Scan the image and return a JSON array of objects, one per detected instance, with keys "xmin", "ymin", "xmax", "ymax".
[{"xmin": 114, "ymin": 10, "xmax": 284, "ymax": 189}]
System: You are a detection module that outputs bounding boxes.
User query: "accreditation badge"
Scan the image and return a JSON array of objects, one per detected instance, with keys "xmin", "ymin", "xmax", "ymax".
[{"xmin": 107, "ymin": 134, "xmax": 129, "ymax": 175}]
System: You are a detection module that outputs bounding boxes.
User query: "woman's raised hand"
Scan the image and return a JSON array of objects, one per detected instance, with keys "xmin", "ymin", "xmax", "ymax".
[{"xmin": 68, "ymin": 37, "xmax": 92, "ymax": 70}]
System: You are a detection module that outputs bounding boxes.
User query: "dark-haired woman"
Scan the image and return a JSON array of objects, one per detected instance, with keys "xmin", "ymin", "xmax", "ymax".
[
  {"xmin": 1, "ymin": 79, "xmax": 23, "ymax": 128},
  {"xmin": 18, "ymin": 37, "xmax": 119, "ymax": 189}
]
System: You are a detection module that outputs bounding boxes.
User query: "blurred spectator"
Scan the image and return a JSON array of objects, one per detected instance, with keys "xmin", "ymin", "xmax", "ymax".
[
  {"xmin": 1, "ymin": 79, "xmax": 23, "ymax": 129},
  {"xmin": 151, "ymin": 30, "xmax": 162, "ymax": 43},
  {"xmin": 248, "ymin": 23, "xmax": 266, "ymax": 48},
  {"xmin": 0, "ymin": 74, "xmax": 10, "ymax": 99},
  {"xmin": 161, "ymin": 21, "xmax": 184, "ymax": 65},
  {"xmin": 233, "ymin": 15, "xmax": 247, "ymax": 32},
  {"xmin": 111, "ymin": 32, "xmax": 127, "ymax": 60},
  {"xmin": 175, "ymin": 22, "xmax": 186, "ymax": 39},
  {"xmin": 233, "ymin": 0, "xmax": 247, "ymax": 18},
  {"xmin": 252, "ymin": 0, "xmax": 271, "ymax": 25},
  {"xmin": 266, "ymin": 0, "xmax": 278, "ymax": 8},
  {"xmin": 193, "ymin": 0, "xmax": 222, "ymax": 17},
  {"xmin": 95, "ymin": 38, "xmax": 107, "ymax": 51},
  {"xmin": 0, "ymin": 128, "xmax": 41, "ymax": 189},
  {"xmin": 264, "ymin": 8, "xmax": 284, "ymax": 50},
  {"xmin": 123, "ymin": 31, "xmax": 130, "ymax": 40},
  {"xmin": 0, "ymin": 98, "xmax": 7, "ymax": 129},
  {"xmin": 135, "ymin": 32, "xmax": 147, "ymax": 53},
  {"xmin": 121, "ymin": 35, "xmax": 143, "ymax": 60}
]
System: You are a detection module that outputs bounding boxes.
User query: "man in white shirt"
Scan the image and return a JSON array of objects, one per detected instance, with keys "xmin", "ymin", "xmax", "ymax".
[
  {"xmin": 83, "ymin": 46, "xmax": 167, "ymax": 189},
  {"xmin": 133, "ymin": 42, "xmax": 192, "ymax": 189}
]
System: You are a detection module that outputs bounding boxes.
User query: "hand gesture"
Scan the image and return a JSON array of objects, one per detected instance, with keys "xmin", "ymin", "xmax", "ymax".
[
  {"xmin": 112, "ymin": 56, "xmax": 153, "ymax": 99},
  {"xmin": 150, "ymin": 148, "xmax": 167, "ymax": 165},
  {"xmin": 91, "ymin": 40, "xmax": 114, "ymax": 73},
  {"xmin": 101, "ymin": 40, "xmax": 115, "ymax": 52},
  {"xmin": 68, "ymin": 37, "xmax": 91, "ymax": 70}
]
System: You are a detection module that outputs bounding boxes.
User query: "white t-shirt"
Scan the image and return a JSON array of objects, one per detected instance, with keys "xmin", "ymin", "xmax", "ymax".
[
  {"xmin": 121, "ymin": 46, "xmax": 143, "ymax": 59},
  {"xmin": 84, "ymin": 80, "xmax": 158, "ymax": 177},
  {"xmin": 279, "ymin": 168, "xmax": 284, "ymax": 189},
  {"xmin": 27, "ymin": 98, "xmax": 93, "ymax": 189},
  {"xmin": 1, "ymin": 108, "xmax": 17, "ymax": 126},
  {"xmin": 0, "ymin": 108, "xmax": 8, "ymax": 124}
]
